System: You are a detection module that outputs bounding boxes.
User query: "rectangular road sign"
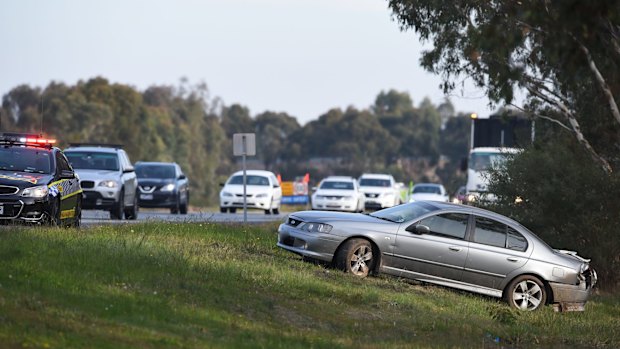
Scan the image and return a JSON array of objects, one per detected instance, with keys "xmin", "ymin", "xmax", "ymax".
[{"xmin": 233, "ymin": 133, "xmax": 256, "ymax": 156}]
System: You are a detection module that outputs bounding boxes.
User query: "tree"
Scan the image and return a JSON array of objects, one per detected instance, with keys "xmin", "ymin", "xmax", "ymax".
[
  {"xmin": 255, "ymin": 111, "xmax": 300, "ymax": 169},
  {"xmin": 388, "ymin": 0, "xmax": 620, "ymax": 173}
]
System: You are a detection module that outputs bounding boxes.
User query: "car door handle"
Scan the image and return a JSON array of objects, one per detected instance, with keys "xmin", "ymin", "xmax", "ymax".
[
  {"xmin": 507, "ymin": 257, "xmax": 519, "ymax": 262},
  {"xmin": 448, "ymin": 247, "xmax": 461, "ymax": 252}
]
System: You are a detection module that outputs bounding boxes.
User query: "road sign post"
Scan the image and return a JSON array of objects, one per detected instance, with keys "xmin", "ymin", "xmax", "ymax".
[{"xmin": 233, "ymin": 133, "xmax": 256, "ymax": 224}]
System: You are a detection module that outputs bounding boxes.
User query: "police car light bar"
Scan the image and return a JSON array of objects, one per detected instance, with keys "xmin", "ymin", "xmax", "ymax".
[{"xmin": 0, "ymin": 133, "xmax": 56, "ymax": 147}]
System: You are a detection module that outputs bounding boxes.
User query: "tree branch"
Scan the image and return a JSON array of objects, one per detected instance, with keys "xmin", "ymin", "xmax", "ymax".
[
  {"xmin": 508, "ymin": 103, "xmax": 571, "ymax": 132},
  {"xmin": 576, "ymin": 39, "xmax": 620, "ymax": 126},
  {"xmin": 525, "ymin": 83, "xmax": 613, "ymax": 173}
]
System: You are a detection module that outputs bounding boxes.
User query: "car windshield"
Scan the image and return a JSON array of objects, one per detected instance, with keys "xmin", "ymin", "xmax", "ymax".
[
  {"xmin": 65, "ymin": 152, "xmax": 119, "ymax": 171},
  {"xmin": 359, "ymin": 178, "xmax": 391, "ymax": 187},
  {"xmin": 0, "ymin": 147, "xmax": 52, "ymax": 173},
  {"xmin": 413, "ymin": 185, "xmax": 441, "ymax": 194},
  {"xmin": 136, "ymin": 164, "xmax": 175, "ymax": 179},
  {"xmin": 228, "ymin": 175, "xmax": 270, "ymax": 186},
  {"xmin": 469, "ymin": 152, "xmax": 510, "ymax": 171},
  {"xmin": 370, "ymin": 201, "xmax": 439, "ymax": 223},
  {"xmin": 320, "ymin": 181, "xmax": 354, "ymax": 190}
]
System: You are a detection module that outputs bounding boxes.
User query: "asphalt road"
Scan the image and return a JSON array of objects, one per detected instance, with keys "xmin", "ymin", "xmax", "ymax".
[{"xmin": 82, "ymin": 209, "xmax": 286, "ymax": 226}]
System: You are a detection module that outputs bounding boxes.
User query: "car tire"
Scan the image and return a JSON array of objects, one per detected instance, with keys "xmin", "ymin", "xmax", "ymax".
[
  {"xmin": 220, "ymin": 207, "xmax": 226, "ymax": 213},
  {"xmin": 335, "ymin": 239, "xmax": 375, "ymax": 277},
  {"xmin": 180, "ymin": 193, "xmax": 189, "ymax": 214},
  {"xmin": 264, "ymin": 209, "xmax": 271, "ymax": 215},
  {"xmin": 506, "ymin": 275, "xmax": 547, "ymax": 311},
  {"xmin": 73, "ymin": 197, "xmax": 82, "ymax": 228},
  {"xmin": 124, "ymin": 191, "xmax": 138, "ymax": 220},
  {"xmin": 110, "ymin": 190, "xmax": 124, "ymax": 220},
  {"xmin": 47, "ymin": 197, "xmax": 61, "ymax": 226},
  {"xmin": 271, "ymin": 207, "xmax": 279, "ymax": 215},
  {"xmin": 229, "ymin": 208, "xmax": 237, "ymax": 213}
]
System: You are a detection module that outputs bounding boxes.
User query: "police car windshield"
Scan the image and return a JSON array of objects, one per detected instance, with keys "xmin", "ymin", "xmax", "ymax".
[
  {"xmin": 0, "ymin": 147, "xmax": 52, "ymax": 174},
  {"xmin": 65, "ymin": 152, "xmax": 119, "ymax": 171},
  {"xmin": 136, "ymin": 165, "xmax": 175, "ymax": 179}
]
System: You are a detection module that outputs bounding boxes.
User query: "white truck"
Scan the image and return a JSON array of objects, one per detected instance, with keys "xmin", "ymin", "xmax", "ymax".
[{"xmin": 463, "ymin": 114, "xmax": 532, "ymax": 203}]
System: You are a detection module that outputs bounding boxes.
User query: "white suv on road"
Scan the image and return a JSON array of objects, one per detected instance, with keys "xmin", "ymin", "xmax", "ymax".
[
  {"xmin": 219, "ymin": 170, "xmax": 282, "ymax": 214},
  {"xmin": 358, "ymin": 173, "xmax": 401, "ymax": 210}
]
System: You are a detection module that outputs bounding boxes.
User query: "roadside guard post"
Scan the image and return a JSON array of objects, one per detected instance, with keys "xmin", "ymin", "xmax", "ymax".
[{"xmin": 233, "ymin": 133, "xmax": 256, "ymax": 224}]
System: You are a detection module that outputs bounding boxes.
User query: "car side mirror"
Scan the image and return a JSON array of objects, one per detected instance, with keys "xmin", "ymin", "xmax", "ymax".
[
  {"xmin": 123, "ymin": 166, "xmax": 135, "ymax": 173},
  {"xmin": 406, "ymin": 224, "xmax": 430, "ymax": 235},
  {"xmin": 179, "ymin": 174, "xmax": 186, "ymax": 180},
  {"xmin": 60, "ymin": 170, "xmax": 75, "ymax": 179},
  {"xmin": 273, "ymin": 184, "xmax": 279, "ymax": 188}
]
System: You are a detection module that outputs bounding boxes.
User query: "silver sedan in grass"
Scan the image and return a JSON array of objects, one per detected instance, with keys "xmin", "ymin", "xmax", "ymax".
[{"xmin": 277, "ymin": 201, "xmax": 597, "ymax": 311}]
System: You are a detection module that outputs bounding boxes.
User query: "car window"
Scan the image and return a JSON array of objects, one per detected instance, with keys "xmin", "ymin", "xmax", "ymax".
[
  {"xmin": 359, "ymin": 178, "xmax": 391, "ymax": 187},
  {"xmin": 418, "ymin": 213, "xmax": 469, "ymax": 240},
  {"xmin": 55, "ymin": 152, "xmax": 72, "ymax": 173},
  {"xmin": 473, "ymin": 216, "xmax": 506, "ymax": 248},
  {"xmin": 370, "ymin": 201, "xmax": 438, "ymax": 223},
  {"xmin": 65, "ymin": 152, "xmax": 120, "ymax": 171},
  {"xmin": 136, "ymin": 165, "xmax": 176, "ymax": 179},
  {"xmin": 320, "ymin": 181, "xmax": 353, "ymax": 190},
  {"xmin": 228, "ymin": 175, "xmax": 270, "ymax": 186},
  {"xmin": 412, "ymin": 185, "xmax": 441, "ymax": 194},
  {"xmin": 506, "ymin": 227, "xmax": 528, "ymax": 252},
  {"xmin": 0, "ymin": 147, "xmax": 52, "ymax": 174}
]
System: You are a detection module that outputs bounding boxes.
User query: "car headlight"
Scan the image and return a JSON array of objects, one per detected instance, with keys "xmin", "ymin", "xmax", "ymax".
[
  {"xmin": 21, "ymin": 185, "xmax": 49, "ymax": 198},
  {"xmin": 222, "ymin": 191, "xmax": 233, "ymax": 197},
  {"xmin": 160, "ymin": 183, "xmax": 176, "ymax": 192},
  {"xmin": 98, "ymin": 180, "xmax": 118, "ymax": 188},
  {"xmin": 255, "ymin": 193, "xmax": 269, "ymax": 198},
  {"xmin": 300, "ymin": 222, "xmax": 333, "ymax": 233}
]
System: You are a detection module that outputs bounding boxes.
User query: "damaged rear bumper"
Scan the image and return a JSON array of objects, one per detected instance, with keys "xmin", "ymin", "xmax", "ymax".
[{"xmin": 550, "ymin": 269, "xmax": 597, "ymax": 312}]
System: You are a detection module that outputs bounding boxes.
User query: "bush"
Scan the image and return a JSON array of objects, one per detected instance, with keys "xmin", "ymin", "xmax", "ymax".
[{"xmin": 485, "ymin": 137, "xmax": 620, "ymax": 289}]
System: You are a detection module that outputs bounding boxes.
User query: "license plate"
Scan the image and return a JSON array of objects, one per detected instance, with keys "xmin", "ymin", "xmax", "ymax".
[
  {"xmin": 140, "ymin": 194, "xmax": 153, "ymax": 200},
  {"xmin": 0, "ymin": 205, "xmax": 3, "ymax": 215}
]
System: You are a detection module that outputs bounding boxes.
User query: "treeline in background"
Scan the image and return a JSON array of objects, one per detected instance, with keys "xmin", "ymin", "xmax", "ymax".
[
  {"xmin": 0, "ymin": 77, "xmax": 471, "ymax": 204},
  {"xmin": 2, "ymin": 77, "xmax": 618, "ymax": 287}
]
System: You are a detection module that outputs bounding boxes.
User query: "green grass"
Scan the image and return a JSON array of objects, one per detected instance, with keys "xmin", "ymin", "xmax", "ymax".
[{"xmin": 0, "ymin": 223, "xmax": 618, "ymax": 348}]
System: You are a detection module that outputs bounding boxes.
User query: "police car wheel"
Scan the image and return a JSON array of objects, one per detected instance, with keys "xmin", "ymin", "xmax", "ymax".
[{"xmin": 47, "ymin": 198, "xmax": 61, "ymax": 226}]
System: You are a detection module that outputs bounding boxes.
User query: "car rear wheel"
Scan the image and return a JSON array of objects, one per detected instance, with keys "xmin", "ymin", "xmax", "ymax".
[
  {"xmin": 506, "ymin": 275, "xmax": 547, "ymax": 311},
  {"xmin": 336, "ymin": 239, "xmax": 375, "ymax": 277}
]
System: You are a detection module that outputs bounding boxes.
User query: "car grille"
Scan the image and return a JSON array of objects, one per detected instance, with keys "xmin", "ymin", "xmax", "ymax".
[
  {"xmin": 139, "ymin": 185, "xmax": 157, "ymax": 193},
  {"xmin": 0, "ymin": 199, "xmax": 23, "ymax": 218},
  {"xmin": 235, "ymin": 194, "xmax": 253, "ymax": 198},
  {"xmin": 80, "ymin": 180, "xmax": 95, "ymax": 189},
  {"xmin": 0, "ymin": 185, "xmax": 19, "ymax": 195},
  {"xmin": 324, "ymin": 196, "xmax": 343, "ymax": 200},
  {"xmin": 287, "ymin": 217, "xmax": 303, "ymax": 227},
  {"xmin": 365, "ymin": 193, "xmax": 379, "ymax": 198}
]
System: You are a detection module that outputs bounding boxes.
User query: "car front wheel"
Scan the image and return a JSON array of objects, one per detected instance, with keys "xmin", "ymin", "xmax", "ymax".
[
  {"xmin": 336, "ymin": 239, "xmax": 375, "ymax": 277},
  {"xmin": 506, "ymin": 275, "xmax": 547, "ymax": 311}
]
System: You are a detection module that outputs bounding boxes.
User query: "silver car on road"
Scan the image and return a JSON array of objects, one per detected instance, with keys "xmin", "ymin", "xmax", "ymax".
[{"xmin": 277, "ymin": 201, "xmax": 597, "ymax": 311}]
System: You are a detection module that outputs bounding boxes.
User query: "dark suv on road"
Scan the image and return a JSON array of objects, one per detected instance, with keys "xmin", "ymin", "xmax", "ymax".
[
  {"xmin": 0, "ymin": 133, "xmax": 82, "ymax": 226},
  {"xmin": 135, "ymin": 162, "xmax": 189, "ymax": 214}
]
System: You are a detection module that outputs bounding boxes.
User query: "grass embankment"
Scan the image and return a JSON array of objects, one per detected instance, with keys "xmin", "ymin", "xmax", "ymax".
[{"xmin": 0, "ymin": 223, "xmax": 618, "ymax": 348}]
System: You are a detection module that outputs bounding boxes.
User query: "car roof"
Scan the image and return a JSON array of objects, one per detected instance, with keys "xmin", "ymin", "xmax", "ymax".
[
  {"xmin": 413, "ymin": 183, "xmax": 443, "ymax": 187},
  {"xmin": 322, "ymin": 176, "xmax": 355, "ymax": 182},
  {"xmin": 64, "ymin": 146, "xmax": 121, "ymax": 153},
  {"xmin": 470, "ymin": 147, "xmax": 521, "ymax": 154},
  {"xmin": 230, "ymin": 170, "xmax": 275, "ymax": 177},
  {"xmin": 359, "ymin": 173, "xmax": 393, "ymax": 179},
  {"xmin": 136, "ymin": 161, "xmax": 177, "ymax": 166}
]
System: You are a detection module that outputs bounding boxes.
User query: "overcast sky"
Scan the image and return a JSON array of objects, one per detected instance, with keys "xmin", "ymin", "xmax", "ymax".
[{"xmin": 0, "ymin": 0, "xmax": 495, "ymax": 124}]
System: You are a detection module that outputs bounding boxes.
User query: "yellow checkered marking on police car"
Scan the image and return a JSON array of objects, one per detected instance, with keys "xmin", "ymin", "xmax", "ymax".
[{"xmin": 49, "ymin": 179, "xmax": 83, "ymax": 201}]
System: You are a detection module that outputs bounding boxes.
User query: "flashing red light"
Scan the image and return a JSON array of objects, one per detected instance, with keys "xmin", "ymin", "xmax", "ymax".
[{"xmin": 22, "ymin": 137, "xmax": 56, "ymax": 145}]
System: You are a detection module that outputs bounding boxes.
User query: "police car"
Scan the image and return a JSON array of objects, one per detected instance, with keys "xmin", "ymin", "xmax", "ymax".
[{"xmin": 0, "ymin": 133, "xmax": 82, "ymax": 226}]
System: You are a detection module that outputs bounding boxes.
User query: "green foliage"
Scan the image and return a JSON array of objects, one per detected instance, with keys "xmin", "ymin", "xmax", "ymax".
[
  {"xmin": 0, "ymin": 223, "xmax": 618, "ymax": 348},
  {"xmin": 486, "ymin": 136, "xmax": 620, "ymax": 288}
]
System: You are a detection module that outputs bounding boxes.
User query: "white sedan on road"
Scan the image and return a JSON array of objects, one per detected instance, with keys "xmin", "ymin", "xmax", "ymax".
[
  {"xmin": 409, "ymin": 183, "xmax": 449, "ymax": 202},
  {"xmin": 358, "ymin": 173, "xmax": 401, "ymax": 210},
  {"xmin": 311, "ymin": 176, "xmax": 364, "ymax": 212},
  {"xmin": 219, "ymin": 170, "xmax": 282, "ymax": 214}
]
